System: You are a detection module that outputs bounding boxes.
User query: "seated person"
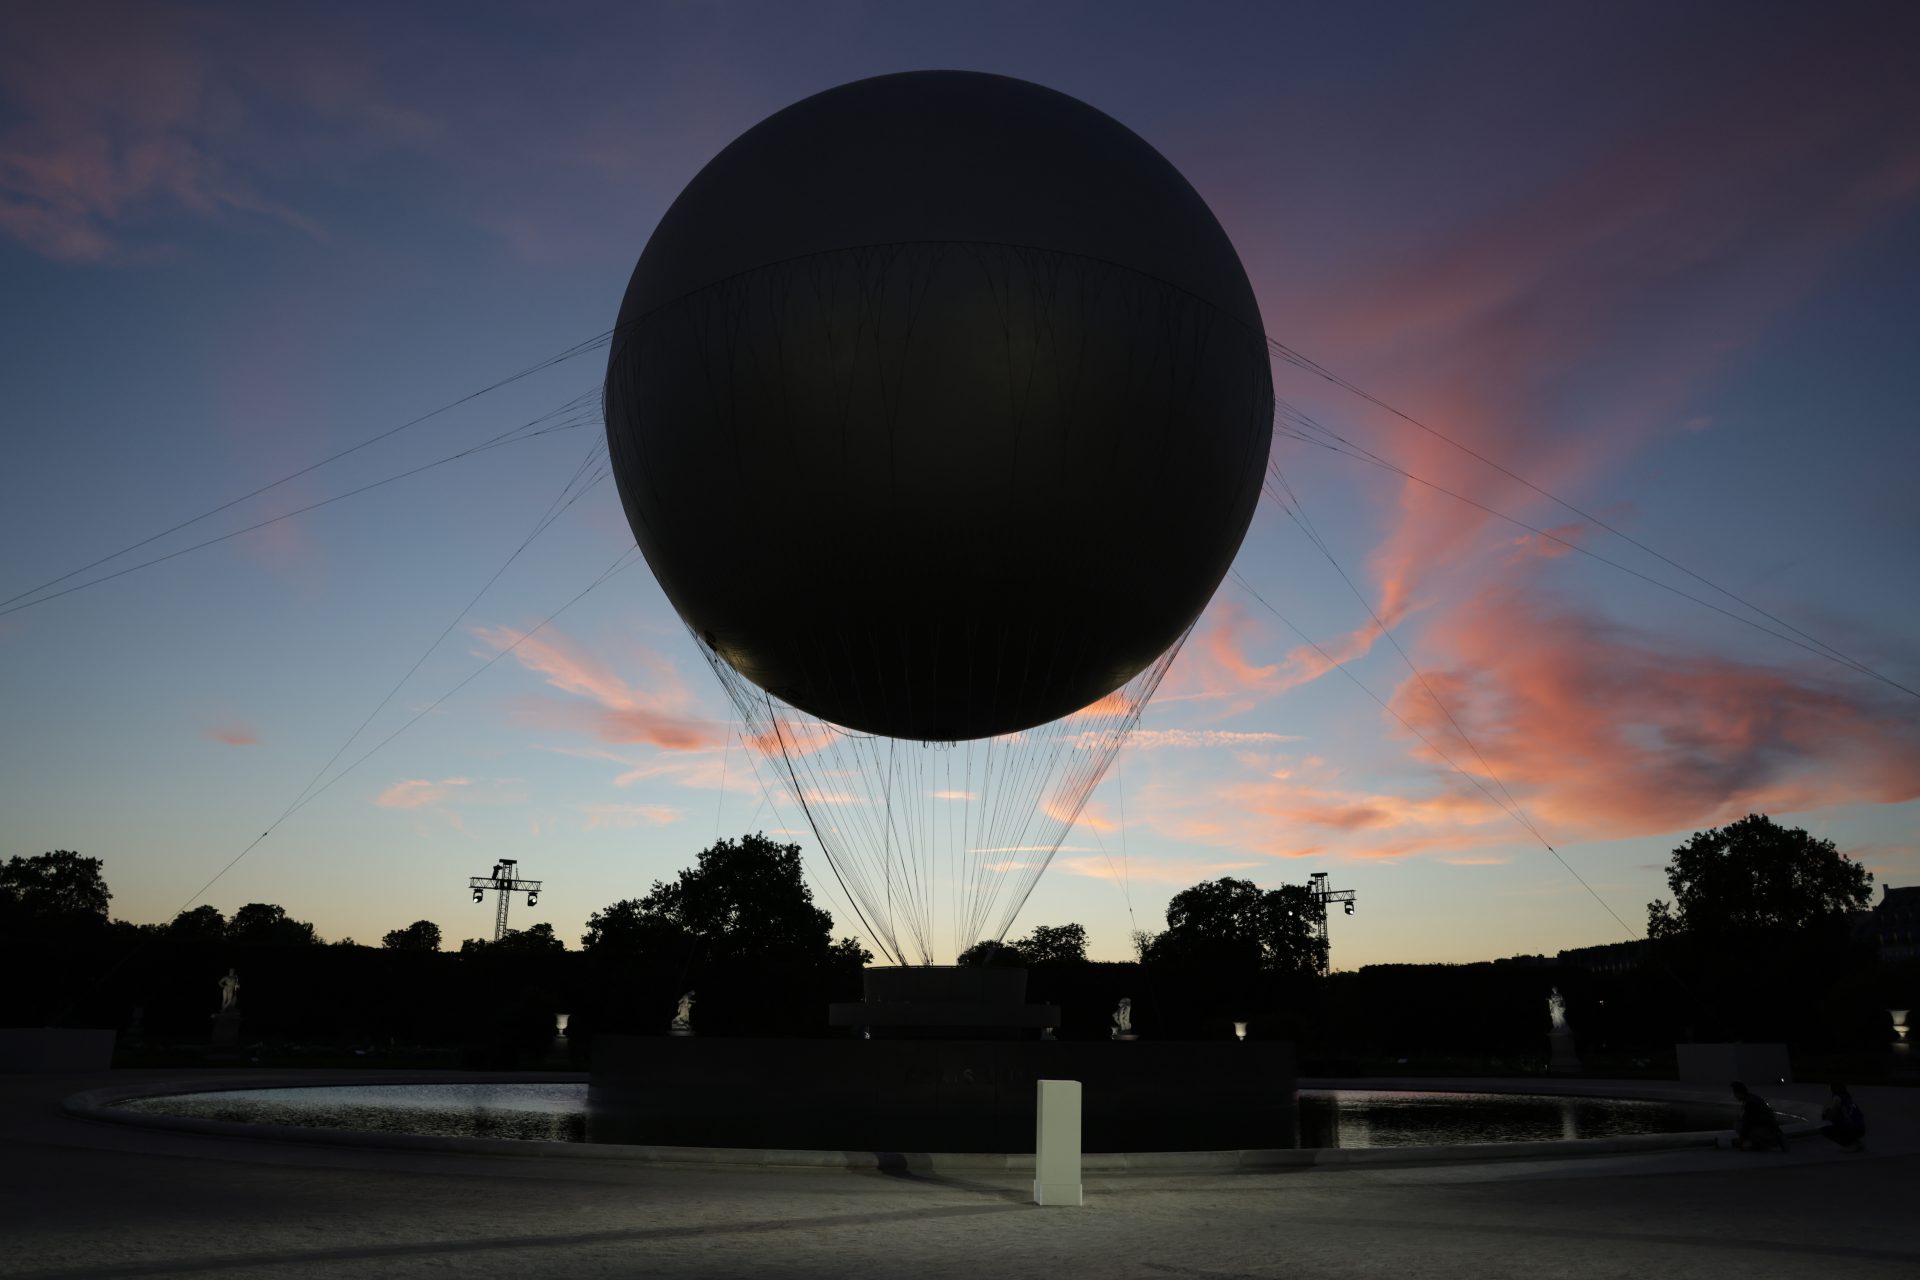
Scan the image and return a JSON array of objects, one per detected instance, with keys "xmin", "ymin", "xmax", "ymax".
[
  {"xmin": 1730, "ymin": 1081, "xmax": 1785, "ymax": 1151},
  {"xmin": 1820, "ymin": 1083, "xmax": 1866, "ymax": 1151}
]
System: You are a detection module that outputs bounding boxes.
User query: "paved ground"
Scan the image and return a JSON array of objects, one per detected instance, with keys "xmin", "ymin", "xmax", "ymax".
[{"xmin": 3, "ymin": 1070, "xmax": 1916, "ymax": 1279}]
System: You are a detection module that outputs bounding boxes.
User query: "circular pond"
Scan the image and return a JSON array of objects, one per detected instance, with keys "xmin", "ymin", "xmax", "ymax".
[{"xmin": 113, "ymin": 1083, "xmax": 1744, "ymax": 1150}]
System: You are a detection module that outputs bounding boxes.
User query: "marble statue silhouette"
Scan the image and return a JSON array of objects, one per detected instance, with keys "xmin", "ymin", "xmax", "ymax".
[
  {"xmin": 1546, "ymin": 987, "xmax": 1580, "ymax": 1073},
  {"xmin": 218, "ymin": 968, "xmax": 240, "ymax": 1011},
  {"xmin": 1111, "ymin": 996, "xmax": 1133, "ymax": 1039},
  {"xmin": 671, "ymin": 990, "xmax": 695, "ymax": 1032}
]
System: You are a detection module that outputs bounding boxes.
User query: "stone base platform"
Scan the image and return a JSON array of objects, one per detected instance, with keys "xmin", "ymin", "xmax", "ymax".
[{"xmin": 588, "ymin": 1034, "xmax": 1296, "ymax": 1152}]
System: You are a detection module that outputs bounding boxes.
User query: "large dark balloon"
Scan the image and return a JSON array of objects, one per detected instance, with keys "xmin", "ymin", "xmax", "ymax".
[{"xmin": 605, "ymin": 71, "xmax": 1271, "ymax": 741}]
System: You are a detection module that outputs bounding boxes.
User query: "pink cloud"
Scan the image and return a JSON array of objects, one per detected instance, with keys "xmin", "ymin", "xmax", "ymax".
[
  {"xmin": 0, "ymin": 5, "xmax": 313, "ymax": 260},
  {"xmin": 203, "ymin": 722, "xmax": 257, "ymax": 746},
  {"xmin": 1391, "ymin": 588, "xmax": 1920, "ymax": 839},
  {"xmin": 476, "ymin": 624, "xmax": 723, "ymax": 752},
  {"xmin": 1051, "ymin": 854, "xmax": 1264, "ymax": 886},
  {"xmin": 1223, "ymin": 38, "xmax": 1920, "ymax": 724}
]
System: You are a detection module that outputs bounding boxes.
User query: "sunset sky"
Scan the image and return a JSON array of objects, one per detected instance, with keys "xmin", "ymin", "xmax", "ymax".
[{"xmin": 3, "ymin": 0, "xmax": 1916, "ymax": 966}]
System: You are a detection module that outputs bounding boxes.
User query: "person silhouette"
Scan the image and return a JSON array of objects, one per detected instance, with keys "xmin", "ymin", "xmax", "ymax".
[
  {"xmin": 1730, "ymin": 1081, "xmax": 1785, "ymax": 1152},
  {"xmin": 1819, "ymin": 1083, "xmax": 1866, "ymax": 1152}
]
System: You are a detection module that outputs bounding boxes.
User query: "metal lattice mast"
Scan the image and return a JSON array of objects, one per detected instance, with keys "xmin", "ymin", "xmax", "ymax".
[
  {"xmin": 1307, "ymin": 872, "xmax": 1357, "ymax": 977},
  {"xmin": 470, "ymin": 858, "xmax": 542, "ymax": 942}
]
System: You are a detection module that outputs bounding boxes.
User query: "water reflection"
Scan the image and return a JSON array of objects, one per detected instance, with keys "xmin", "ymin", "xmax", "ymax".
[
  {"xmin": 1297, "ymin": 1090, "xmax": 1739, "ymax": 1148},
  {"xmin": 120, "ymin": 1084, "xmax": 1740, "ymax": 1150},
  {"xmin": 119, "ymin": 1083, "xmax": 588, "ymax": 1143}
]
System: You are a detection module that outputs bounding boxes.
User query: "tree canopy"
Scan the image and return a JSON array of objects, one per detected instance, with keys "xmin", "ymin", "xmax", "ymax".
[
  {"xmin": 625, "ymin": 833, "xmax": 855, "ymax": 962},
  {"xmin": 957, "ymin": 922, "xmax": 1089, "ymax": 967},
  {"xmin": 1142, "ymin": 877, "xmax": 1327, "ymax": 974},
  {"xmin": 168, "ymin": 905, "xmax": 227, "ymax": 946},
  {"xmin": 0, "ymin": 850, "xmax": 111, "ymax": 931},
  {"xmin": 227, "ymin": 902, "xmax": 319, "ymax": 947},
  {"xmin": 382, "ymin": 919, "xmax": 443, "ymax": 952},
  {"xmin": 1647, "ymin": 814, "xmax": 1873, "ymax": 939}
]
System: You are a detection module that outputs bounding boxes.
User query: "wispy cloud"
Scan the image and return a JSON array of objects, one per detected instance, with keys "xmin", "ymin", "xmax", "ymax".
[
  {"xmin": 1388, "ymin": 587, "xmax": 1920, "ymax": 840},
  {"xmin": 203, "ymin": 722, "xmax": 258, "ymax": 747},
  {"xmin": 376, "ymin": 776, "xmax": 472, "ymax": 810},
  {"xmin": 1051, "ymin": 854, "xmax": 1264, "ymax": 885},
  {"xmin": 0, "ymin": 3, "xmax": 441, "ymax": 262},
  {"xmin": 477, "ymin": 624, "xmax": 722, "ymax": 752},
  {"xmin": 581, "ymin": 802, "xmax": 681, "ymax": 830},
  {"xmin": 1119, "ymin": 729, "xmax": 1303, "ymax": 750}
]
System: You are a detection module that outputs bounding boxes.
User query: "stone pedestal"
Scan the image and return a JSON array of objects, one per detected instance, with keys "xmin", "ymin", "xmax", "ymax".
[
  {"xmin": 828, "ymin": 965, "xmax": 1058, "ymax": 1038},
  {"xmin": 589, "ymin": 1035, "xmax": 1297, "ymax": 1152},
  {"xmin": 1033, "ymin": 1079, "xmax": 1083, "ymax": 1206},
  {"xmin": 210, "ymin": 1009, "xmax": 242, "ymax": 1060},
  {"xmin": 1548, "ymin": 1028, "xmax": 1582, "ymax": 1074}
]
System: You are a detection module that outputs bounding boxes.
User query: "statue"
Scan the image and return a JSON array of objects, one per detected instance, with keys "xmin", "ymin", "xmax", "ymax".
[
  {"xmin": 1110, "ymin": 996, "xmax": 1134, "ymax": 1040},
  {"xmin": 670, "ymin": 990, "xmax": 695, "ymax": 1033},
  {"xmin": 210, "ymin": 968, "xmax": 242, "ymax": 1056},
  {"xmin": 1546, "ymin": 987, "xmax": 1580, "ymax": 1074}
]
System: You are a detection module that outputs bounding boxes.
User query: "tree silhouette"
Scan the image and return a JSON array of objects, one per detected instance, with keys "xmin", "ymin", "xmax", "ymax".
[
  {"xmin": 1647, "ymin": 814, "xmax": 1872, "ymax": 939},
  {"xmin": 227, "ymin": 902, "xmax": 319, "ymax": 947},
  {"xmin": 381, "ymin": 919, "xmax": 443, "ymax": 952},
  {"xmin": 1143, "ymin": 877, "xmax": 1326, "ymax": 974},
  {"xmin": 633, "ymin": 833, "xmax": 846, "ymax": 962},
  {"xmin": 957, "ymin": 922, "xmax": 1089, "ymax": 966},
  {"xmin": 168, "ymin": 904, "xmax": 227, "ymax": 946},
  {"xmin": 491, "ymin": 922, "xmax": 565, "ymax": 955},
  {"xmin": 0, "ymin": 850, "xmax": 110, "ymax": 931}
]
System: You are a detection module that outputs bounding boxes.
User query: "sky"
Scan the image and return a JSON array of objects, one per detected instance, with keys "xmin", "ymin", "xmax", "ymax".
[{"xmin": 2, "ymin": 0, "xmax": 1917, "ymax": 967}]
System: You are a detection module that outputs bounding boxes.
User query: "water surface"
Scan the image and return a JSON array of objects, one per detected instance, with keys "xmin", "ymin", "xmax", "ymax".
[{"xmin": 118, "ymin": 1083, "xmax": 1744, "ymax": 1149}]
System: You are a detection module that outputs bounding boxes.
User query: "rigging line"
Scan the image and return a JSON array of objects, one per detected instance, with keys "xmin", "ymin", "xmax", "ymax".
[
  {"xmin": 1268, "ymin": 414, "xmax": 1918, "ymax": 696},
  {"xmin": 1267, "ymin": 340, "xmax": 1912, "ymax": 698},
  {"xmin": 765, "ymin": 705, "xmax": 905, "ymax": 967},
  {"xmin": 277, "ymin": 444, "xmax": 610, "ymax": 823},
  {"xmin": 715, "ymin": 725, "xmax": 732, "ymax": 840},
  {"xmin": 3, "ymin": 336, "xmax": 612, "ymax": 611},
  {"xmin": 1266, "ymin": 460, "xmax": 1538, "ymax": 836},
  {"xmin": 1227, "ymin": 568, "xmax": 1645, "ymax": 946},
  {"xmin": 1116, "ymin": 757, "xmax": 1138, "ymax": 930},
  {"xmin": 142, "ymin": 544, "xmax": 642, "ymax": 959},
  {"xmin": 736, "ymin": 738, "xmax": 865, "ymax": 946},
  {"xmin": 0, "ymin": 411, "xmax": 596, "ymax": 619}
]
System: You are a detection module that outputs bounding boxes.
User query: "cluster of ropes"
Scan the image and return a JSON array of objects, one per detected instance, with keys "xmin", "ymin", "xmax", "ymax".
[{"xmin": 697, "ymin": 629, "xmax": 1183, "ymax": 966}]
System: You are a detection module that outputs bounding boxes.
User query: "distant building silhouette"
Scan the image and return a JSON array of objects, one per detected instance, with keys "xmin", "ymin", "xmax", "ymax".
[
  {"xmin": 1872, "ymin": 885, "xmax": 1920, "ymax": 962},
  {"xmin": 1556, "ymin": 940, "xmax": 1648, "ymax": 975}
]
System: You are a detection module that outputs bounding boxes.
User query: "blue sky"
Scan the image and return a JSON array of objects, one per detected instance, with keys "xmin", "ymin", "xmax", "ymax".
[{"xmin": 2, "ymin": 0, "xmax": 1916, "ymax": 963}]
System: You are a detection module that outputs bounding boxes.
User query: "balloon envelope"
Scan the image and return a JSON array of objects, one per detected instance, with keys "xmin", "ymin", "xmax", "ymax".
[{"xmin": 606, "ymin": 71, "xmax": 1271, "ymax": 740}]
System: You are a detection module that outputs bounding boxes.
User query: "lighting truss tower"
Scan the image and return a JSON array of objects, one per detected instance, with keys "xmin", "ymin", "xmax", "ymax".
[
  {"xmin": 1307, "ymin": 871, "xmax": 1357, "ymax": 977},
  {"xmin": 470, "ymin": 858, "xmax": 542, "ymax": 941}
]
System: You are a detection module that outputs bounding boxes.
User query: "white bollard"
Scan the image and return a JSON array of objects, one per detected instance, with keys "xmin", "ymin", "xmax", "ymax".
[{"xmin": 1034, "ymin": 1078, "xmax": 1084, "ymax": 1206}]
